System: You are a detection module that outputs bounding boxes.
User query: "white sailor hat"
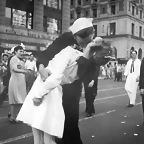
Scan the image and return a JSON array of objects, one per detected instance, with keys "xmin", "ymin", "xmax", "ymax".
[
  {"xmin": 69, "ymin": 18, "xmax": 93, "ymax": 34},
  {"xmin": 131, "ymin": 49, "xmax": 137, "ymax": 54}
]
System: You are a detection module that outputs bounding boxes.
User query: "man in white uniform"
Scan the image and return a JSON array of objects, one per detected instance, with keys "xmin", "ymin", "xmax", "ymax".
[{"xmin": 124, "ymin": 50, "xmax": 141, "ymax": 107}]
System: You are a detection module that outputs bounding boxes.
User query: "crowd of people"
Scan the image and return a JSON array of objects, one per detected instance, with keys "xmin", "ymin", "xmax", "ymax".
[
  {"xmin": 100, "ymin": 63, "xmax": 126, "ymax": 81},
  {"xmin": 0, "ymin": 17, "xmax": 144, "ymax": 144}
]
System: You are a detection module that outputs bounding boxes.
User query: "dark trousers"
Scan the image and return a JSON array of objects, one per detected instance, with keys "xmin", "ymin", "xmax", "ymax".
[
  {"xmin": 117, "ymin": 72, "xmax": 122, "ymax": 81},
  {"xmin": 84, "ymin": 81, "xmax": 97, "ymax": 114},
  {"xmin": 56, "ymin": 80, "xmax": 83, "ymax": 144},
  {"xmin": 142, "ymin": 94, "xmax": 144, "ymax": 114},
  {"xmin": 0, "ymin": 86, "xmax": 8, "ymax": 105},
  {"xmin": 84, "ymin": 87, "xmax": 96, "ymax": 114}
]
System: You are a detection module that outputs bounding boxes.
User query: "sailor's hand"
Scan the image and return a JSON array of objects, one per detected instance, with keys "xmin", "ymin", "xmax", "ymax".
[
  {"xmin": 140, "ymin": 89, "xmax": 144, "ymax": 95},
  {"xmin": 88, "ymin": 80, "xmax": 94, "ymax": 87},
  {"xmin": 33, "ymin": 97, "xmax": 43, "ymax": 106},
  {"xmin": 39, "ymin": 64, "xmax": 51, "ymax": 81}
]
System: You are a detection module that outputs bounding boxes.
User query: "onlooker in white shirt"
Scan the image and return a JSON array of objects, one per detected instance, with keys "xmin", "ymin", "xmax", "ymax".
[{"xmin": 25, "ymin": 54, "xmax": 37, "ymax": 72}]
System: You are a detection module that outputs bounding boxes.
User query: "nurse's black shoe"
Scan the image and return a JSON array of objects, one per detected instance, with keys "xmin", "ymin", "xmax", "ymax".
[
  {"xmin": 9, "ymin": 118, "xmax": 18, "ymax": 124},
  {"xmin": 127, "ymin": 104, "xmax": 134, "ymax": 107},
  {"xmin": 86, "ymin": 113, "xmax": 93, "ymax": 117},
  {"xmin": 8, "ymin": 112, "xmax": 11, "ymax": 118}
]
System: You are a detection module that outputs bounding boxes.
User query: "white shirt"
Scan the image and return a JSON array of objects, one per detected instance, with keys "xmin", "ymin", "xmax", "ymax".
[
  {"xmin": 124, "ymin": 58, "xmax": 141, "ymax": 77},
  {"xmin": 25, "ymin": 60, "xmax": 37, "ymax": 72}
]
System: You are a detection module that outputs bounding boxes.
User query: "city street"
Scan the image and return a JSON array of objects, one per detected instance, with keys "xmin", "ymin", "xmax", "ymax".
[{"xmin": 0, "ymin": 79, "xmax": 144, "ymax": 144}]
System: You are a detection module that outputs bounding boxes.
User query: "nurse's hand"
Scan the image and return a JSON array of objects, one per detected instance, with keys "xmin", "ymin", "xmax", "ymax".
[
  {"xmin": 33, "ymin": 97, "xmax": 43, "ymax": 106},
  {"xmin": 39, "ymin": 64, "xmax": 51, "ymax": 81},
  {"xmin": 140, "ymin": 89, "xmax": 144, "ymax": 95}
]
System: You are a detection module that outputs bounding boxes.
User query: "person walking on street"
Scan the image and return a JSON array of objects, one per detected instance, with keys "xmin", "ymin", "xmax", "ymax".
[
  {"xmin": 124, "ymin": 50, "xmax": 141, "ymax": 107},
  {"xmin": 8, "ymin": 46, "xmax": 27, "ymax": 123}
]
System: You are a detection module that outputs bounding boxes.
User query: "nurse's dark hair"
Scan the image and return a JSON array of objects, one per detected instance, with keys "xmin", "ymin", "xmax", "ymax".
[
  {"xmin": 14, "ymin": 46, "xmax": 23, "ymax": 53},
  {"xmin": 74, "ymin": 26, "xmax": 94, "ymax": 39}
]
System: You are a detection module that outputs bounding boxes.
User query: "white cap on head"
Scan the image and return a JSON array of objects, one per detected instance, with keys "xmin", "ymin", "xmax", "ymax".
[
  {"xmin": 11, "ymin": 46, "xmax": 16, "ymax": 53},
  {"xmin": 131, "ymin": 49, "xmax": 138, "ymax": 54},
  {"xmin": 69, "ymin": 18, "xmax": 93, "ymax": 34}
]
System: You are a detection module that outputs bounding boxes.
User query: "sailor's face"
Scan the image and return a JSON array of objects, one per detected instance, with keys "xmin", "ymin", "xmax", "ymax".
[
  {"xmin": 75, "ymin": 33, "xmax": 95, "ymax": 48},
  {"xmin": 131, "ymin": 53, "xmax": 136, "ymax": 59}
]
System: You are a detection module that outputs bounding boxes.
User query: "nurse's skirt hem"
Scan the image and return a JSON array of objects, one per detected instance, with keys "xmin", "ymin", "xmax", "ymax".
[{"xmin": 16, "ymin": 119, "xmax": 63, "ymax": 139}]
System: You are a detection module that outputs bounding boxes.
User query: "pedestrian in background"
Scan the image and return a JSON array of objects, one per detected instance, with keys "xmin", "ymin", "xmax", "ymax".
[
  {"xmin": 84, "ymin": 66, "xmax": 100, "ymax": 117},
  {"xmin": 124, "ymin": 50, "xmax": 141, "ymax": 107},
  {"xmin": 8, "ymin": 46, "xmax": 27, "ymax": 124},
  {"xmin": 0, "ymin": 53, "xmax": 9, "ymax": 107}
]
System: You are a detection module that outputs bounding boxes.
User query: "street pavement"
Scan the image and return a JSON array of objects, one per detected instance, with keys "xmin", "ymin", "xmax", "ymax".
[{"xmin": 0, "ymin": 79, "xmax": 144, "ymax": 144}]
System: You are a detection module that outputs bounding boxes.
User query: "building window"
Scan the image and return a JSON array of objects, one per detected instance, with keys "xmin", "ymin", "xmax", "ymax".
[
  {"xmin": 70, "ymin": 13, "xmax": 74, "ymax": 19},
  {"xmin": 143, "ymin": 29, "xmax": 144, "ymax": 36},
  {"xmin": 111, "ymin": 5, "xmax": 116, "ymax": 15},
  {"xmin": 132, "ymin": 5, "xmax": 135, "ymax": 16},
  {"xmin": 78, "ymin": 0, "xmax": 81, "ymax": 5},
  {"xmin": 85, "ymin": 10, "xmax": 89, "ymax": 17},
  {"xmin": 71, "ymin": 0, "xmax": 73, "ymax": 5},
  {"xmin": 102, "ymin": 25, "xmax": 104, "ymax": 33},
  {"xmin": 93, "ymin": 25, "xmax": 97, "ymax": 36},
  {"xmin": 43, "ymin": 0, "xmax": 62, "ymax": 9},
  {"xmin": 136, "ymin": 6, "xmax": 138, "ymax": 15},
  {"xmin": 140, "ymin": 10, "xmax": 142, "ymax": 19},
  {"xmin": 129, "ymin": 1, "xmax": 131, "ymax": 11},
  {"xmin": 77, "ymin": 12, "xmax": 81, "ymax": 18},
  {"xmin": 93, "ymin": 9, "xmax": 97, "ymax": 17},
  {"xmin": 110, "ymin": 23, "xmax": 116, "ymax": 35},
  {"xmin": 132, "ymin": 23, "xmax": 135, "ymax": 35},
  {"xmin": 43, "ymin": 17, "xmax": 61, "ymax": 34},
  {"xmin": 5, "ymin": 7, "xmax": 33, "ymax": 29},
  {"xmin": 102, "ymin": 8, "xmax": 106, "ymax": 14},
  {"xmin": 139, "ymin": 26, "xmax": 142, "ymax": 38}
]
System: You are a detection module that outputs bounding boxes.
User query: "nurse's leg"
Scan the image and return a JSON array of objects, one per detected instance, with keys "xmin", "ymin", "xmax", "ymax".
[
  {"xmin": 32, "ymin": 127, "xmax": 44, "ymax": 144},
  {"xmin": 44, "ymin": 133, "xmax": 56, "ymax": 144}
]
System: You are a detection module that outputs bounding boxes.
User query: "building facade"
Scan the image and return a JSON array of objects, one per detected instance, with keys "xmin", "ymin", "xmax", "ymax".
[
  {"xmin": 70, "ymin": 0, "xmax": 144, "ymax": 59},
  {"xmin": 0, "ymin": 0, "xmax": 70, "ymax": 51}
]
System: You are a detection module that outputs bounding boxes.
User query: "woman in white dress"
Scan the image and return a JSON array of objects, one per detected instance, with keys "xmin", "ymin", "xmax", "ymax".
[{"xmin": 8, "ymin": 46, "xmax": 27, "ymax": 123}]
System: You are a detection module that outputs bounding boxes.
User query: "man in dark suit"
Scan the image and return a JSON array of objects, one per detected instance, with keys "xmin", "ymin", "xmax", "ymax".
[
  {"xmin": 84, "ymin": 57, "xmax": 109, "ymax": 117},
  {"xmin": 84, "ymin": 66, "xmax": 100, "ymax": 117},
  {"xmin": 139, "ymin": 57, "xmax": 144, "ymax": 124}
]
